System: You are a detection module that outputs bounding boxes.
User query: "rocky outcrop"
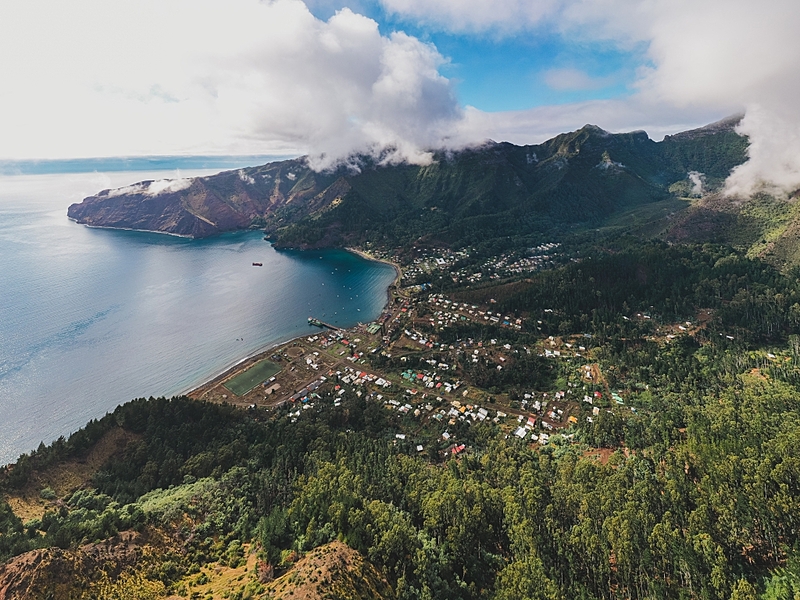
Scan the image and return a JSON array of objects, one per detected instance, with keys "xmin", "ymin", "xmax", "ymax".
[
  {"xmin": 67, "ymin": 158, "xmax": 342, "ymax": 239},
  {"xmin": 0, "ymin": 530, "xmax": 160, "ymax": 599},
  {"xmin": 263, "ymin": 540, "xmax": 395, "ymax": 600}
]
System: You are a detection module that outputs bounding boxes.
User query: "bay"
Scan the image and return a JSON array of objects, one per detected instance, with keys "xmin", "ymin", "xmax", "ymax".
[{"xmin": 0, "ymin": 170, "xmax": 396, "ymax": 466}]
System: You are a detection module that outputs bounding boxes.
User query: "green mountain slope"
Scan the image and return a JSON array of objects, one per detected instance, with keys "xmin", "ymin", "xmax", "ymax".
[
  {"xmin": 273, "ymin": 119, "xmax": 748, "ymax": 249},
  {"xmin": 663, "ymin": 190, "xmax": 800, "ymax": 268},
  {"xmin": 67, "ymin": 117, "xmax": 748, "ymax": 250}
]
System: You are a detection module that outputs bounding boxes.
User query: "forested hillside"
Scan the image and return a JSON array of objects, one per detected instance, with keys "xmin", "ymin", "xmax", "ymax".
[
  {"xmin": 270, "ymin": 119, "xmax": 747, "ymax": 249},
  {"xmin": 3, "ymin": 240, "xmax": 800, "ymax": 600}
]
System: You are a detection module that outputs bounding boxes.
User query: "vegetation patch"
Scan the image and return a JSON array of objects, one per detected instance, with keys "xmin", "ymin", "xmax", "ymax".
[
  {"xmin": 224, "ymin": 359, "xmax": 281, "ymax": 396},
  {"xmin": 263, "ymin": 540, "xmax": 394, "ymax": 600},
  {"xmin": 4, "ymin": 427, "xmax": 139, "ymax": 522}
]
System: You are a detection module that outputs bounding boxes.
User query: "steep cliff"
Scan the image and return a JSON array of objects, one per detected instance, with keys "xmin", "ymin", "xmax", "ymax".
[{"xmin": 67, "ymin": 158, "xmax": 344, "ymax": 238}]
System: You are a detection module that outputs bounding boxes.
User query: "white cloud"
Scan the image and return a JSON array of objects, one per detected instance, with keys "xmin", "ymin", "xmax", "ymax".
[
  {"xmin": 0, "ymin": 0, "xmax": 460, "ymax": 169},
  {"xmin": 621, "ymin": 0, "xmax": 800, "ymax": 196},
  {"xmin": 726, "ymin": 106, "xmax": 800, "ymax": 198},
  {"xmin": 383, "ymin": 0, "xmax": 800, "ymax": 195},
  {"xmin": 105, "ymin": 178, "xmax": 193, "ymax": 197},
  {"xmin": 2, "ymin": 0, "xmax": 798, "ymax": 195},
  {"xmin": 688, "ymin": 172, "xmax": 705, "ymax": 196}
]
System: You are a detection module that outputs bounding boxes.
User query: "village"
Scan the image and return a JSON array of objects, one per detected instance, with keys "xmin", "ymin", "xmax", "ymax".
[
  {"xmin": 186, "ymin": 243, "xmax": 763, "ymax": 464},
  {"xmin": 187, "ymin": 250, "xmax": 645, "ymax": 461},
  {"xmin": 400, "ymin": 243, "xmax": 565, "ymax": 287}
]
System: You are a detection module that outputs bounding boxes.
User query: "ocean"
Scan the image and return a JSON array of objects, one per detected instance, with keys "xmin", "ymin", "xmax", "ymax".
[{"xmin": 0, "ymin": 167, "xmax": 396, "ymax": 466}]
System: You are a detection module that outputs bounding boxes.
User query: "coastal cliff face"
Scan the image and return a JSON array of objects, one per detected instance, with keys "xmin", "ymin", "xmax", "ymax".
[
  {"xmin": 67, "ymin": 158, "xmax": 345, "ymax": 238},
  {"xmin": 67, "ymin": 117, "xmax": 749, "ymax": 247}
]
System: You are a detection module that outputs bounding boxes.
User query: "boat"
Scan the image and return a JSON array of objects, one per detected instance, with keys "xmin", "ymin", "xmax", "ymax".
[{"xmin": 252, "ymin": 262, "xmax": 263, "ymax": 266}]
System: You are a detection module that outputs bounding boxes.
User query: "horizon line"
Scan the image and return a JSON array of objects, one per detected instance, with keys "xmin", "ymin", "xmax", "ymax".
[{"xmin": 0, "ymin": 154, "xmax": 301, "ymax": 176}]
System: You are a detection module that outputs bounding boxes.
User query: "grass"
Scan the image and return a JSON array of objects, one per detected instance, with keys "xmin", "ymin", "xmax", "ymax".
[
  {"xmin": 595, "ymin": 196, "xmax": 690, "ymax": 237},
  {"xmin": 224, "ymin": 359, "xmax": 282, "ymax": 396}
]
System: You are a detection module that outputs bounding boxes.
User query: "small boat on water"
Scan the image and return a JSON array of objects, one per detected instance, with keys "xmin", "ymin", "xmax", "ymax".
[{"xmin": 252, "ymin": 262, "xmax": 263, "ymax": 266}]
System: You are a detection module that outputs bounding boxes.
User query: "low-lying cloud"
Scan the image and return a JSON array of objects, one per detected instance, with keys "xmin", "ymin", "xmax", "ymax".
[{"xmin": 106, "ymin": 178, "xmax": 193, "ymax": 197}]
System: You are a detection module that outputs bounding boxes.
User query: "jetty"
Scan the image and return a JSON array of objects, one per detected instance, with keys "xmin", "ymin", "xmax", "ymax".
[{"xmin": 308, "ymin": 317, "xmax": 341, "ymax": 331}]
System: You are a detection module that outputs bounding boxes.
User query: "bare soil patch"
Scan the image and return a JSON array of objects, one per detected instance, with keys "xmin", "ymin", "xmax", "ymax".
[{"xmin": 4, "ymin": 427, "xmax": 140, "ymax": 522}]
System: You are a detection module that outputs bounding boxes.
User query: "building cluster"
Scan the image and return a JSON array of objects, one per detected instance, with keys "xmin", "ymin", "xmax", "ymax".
[
  {"xmin": 426, "ymin": 295, "xmax": 524, "ymax": 331},
  {"xmin": 401, "ymin": 249, "xmax": 470, "ymax": 283},
  {"xmin": 255, "ymin": 245, "xmax": 644, "ymax": 460},
  {"xmin": 445, "ymin": 243, "xmax": 562, "ymax": 283}
]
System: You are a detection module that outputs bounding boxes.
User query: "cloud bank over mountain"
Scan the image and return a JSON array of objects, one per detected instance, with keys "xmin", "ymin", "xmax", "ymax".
[
  {"xmin": 385, "ymin": 0, "xmax": 800, "ymax": 195},
  {"xmin": 1, "ymin": 0, "xmax": 798, "ymax": 194}
]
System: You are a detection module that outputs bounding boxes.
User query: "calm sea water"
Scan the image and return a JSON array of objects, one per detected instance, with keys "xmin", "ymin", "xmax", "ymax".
[{"xmin": 0, "ymin": 170, "xmax": 396, "ymax": 465}]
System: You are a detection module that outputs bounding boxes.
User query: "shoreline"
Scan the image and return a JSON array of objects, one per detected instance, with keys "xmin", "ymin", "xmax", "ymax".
[
  {"xmin": 68, "ymin": 218, "xmax": 196, "ymax": 239},
  {"xmin": 345, "ymin": 246, "xmax": 402, "ymax": 288},
  {"xmin": 184, "ymin": 245, "xmax": 401, "ymax": 399},
  {"xmin": 0, "ymin": 239, "xmax": 400, "ymax": 467},
  {"xmin": 179, "ymin": 331, "xmax": 301, "ymax": 398}
]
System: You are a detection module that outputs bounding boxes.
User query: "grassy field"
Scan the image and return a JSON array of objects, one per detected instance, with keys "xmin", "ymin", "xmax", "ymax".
[
  {"xmin": 224, "ymin": 359, "xmax": 281, "ymax": 396},
  {"xmin": 596, "ymin": 196, "xmax": 690, "ymax": 237}
]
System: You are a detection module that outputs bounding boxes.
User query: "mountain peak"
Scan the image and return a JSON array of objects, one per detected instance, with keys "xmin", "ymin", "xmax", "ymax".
[{"xmin": 578, "ymin": 124, "xmax": 611, "ymax": 136}]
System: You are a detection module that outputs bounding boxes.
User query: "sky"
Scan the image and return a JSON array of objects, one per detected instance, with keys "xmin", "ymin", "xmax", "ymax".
[{"xmin": 1, "ymin": 0, "xmax": 799, "ymax": 195}]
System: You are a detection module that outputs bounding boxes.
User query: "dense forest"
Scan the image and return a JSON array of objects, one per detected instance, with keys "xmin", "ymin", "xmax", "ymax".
[{"xmin": 3, "ymin": 239, "xmax": 800, "ymax": 600}]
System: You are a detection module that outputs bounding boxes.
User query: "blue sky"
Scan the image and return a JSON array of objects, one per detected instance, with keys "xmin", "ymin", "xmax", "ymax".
[
  {"xmin": 0, "ymin": 0, "xmax": 798, "ymax": 194},
  {"xmin": 305, "ymin": 0, "xmax": 645, "ymax": 112},
  {"xmin": 432, "ymin": 34, "xmax": 642, "ymax": 111}
]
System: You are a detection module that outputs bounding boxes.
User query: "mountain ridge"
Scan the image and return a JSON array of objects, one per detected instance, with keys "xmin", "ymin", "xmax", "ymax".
[{"xmin": 67, "ymin": 119, "xmax": 749, "ymax": 250}]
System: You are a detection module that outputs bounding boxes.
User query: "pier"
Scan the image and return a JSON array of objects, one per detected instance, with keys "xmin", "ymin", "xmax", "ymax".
[{"xmin": 307, "ymin": 317, "xmax": 341, "ymax": 331}]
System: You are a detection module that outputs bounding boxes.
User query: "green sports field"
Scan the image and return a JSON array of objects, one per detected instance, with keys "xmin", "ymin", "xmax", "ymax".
[{"xmin": 223, "ymin": 359, "xmax": 281, "ymax": 396}]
